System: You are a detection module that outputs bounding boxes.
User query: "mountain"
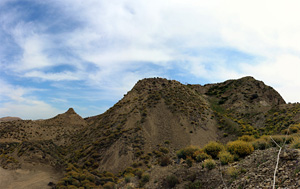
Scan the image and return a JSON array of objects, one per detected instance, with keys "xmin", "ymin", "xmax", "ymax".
[{"xmin": 1, "ymin": 76, "xmax": 300, "ymax": 188}]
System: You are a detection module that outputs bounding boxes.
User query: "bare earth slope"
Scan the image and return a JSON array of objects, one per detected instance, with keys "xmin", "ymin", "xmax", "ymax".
[{"xmin": 1, "ymin": 76, "xmax": 300, "ymax": 188}]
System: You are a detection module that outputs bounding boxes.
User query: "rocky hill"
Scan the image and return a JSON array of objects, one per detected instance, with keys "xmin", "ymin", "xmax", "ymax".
[{"xmin": 1, "ymin": 76, "xmax": 300, "ymax": 188}]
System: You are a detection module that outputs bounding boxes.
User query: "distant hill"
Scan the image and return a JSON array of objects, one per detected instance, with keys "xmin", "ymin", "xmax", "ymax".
[
  {"xmin": 1, "ymin": 76, "xmax": 300, "ymax": 188},
  {"xmin": 0, "ymin": 117, "xmax": 22, "ymax": 122}
]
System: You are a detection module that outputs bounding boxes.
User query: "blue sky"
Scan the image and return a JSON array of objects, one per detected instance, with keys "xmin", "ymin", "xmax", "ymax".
[{"xmin": 1, "ymin": 0, "xmax": 300, "ymax": 119}]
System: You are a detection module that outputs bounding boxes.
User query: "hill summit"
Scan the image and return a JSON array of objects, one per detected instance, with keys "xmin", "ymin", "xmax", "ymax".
[{"xmin": 1, "ymin": 76, "xmax": 300, "ymax": 188}]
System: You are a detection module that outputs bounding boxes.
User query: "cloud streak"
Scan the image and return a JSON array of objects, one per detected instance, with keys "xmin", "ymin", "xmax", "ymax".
[{"xmin": 1, "ymin": 0, "xmax": 300, "ymax": 118}]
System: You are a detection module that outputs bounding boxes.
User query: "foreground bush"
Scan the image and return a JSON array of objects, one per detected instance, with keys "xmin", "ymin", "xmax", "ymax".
[
  {"xmin": 195, "ymin": 152, "xmax": 211, "ymax": 162},
  {"xmin": 251, "ymin": 139, "xmax": 269, "ymax": 150},
  {"xmin": 227, "ymin": 167, "xmax": 238, "ymax": 179},
  {"xmin": 159, "ymin": 156, "xmax": 172, "ymax": 166},
  {"xmin": 103, "ymin": 182, "xmax": 115, "ymax": 189},
  {"xmin": 166, "ymin": 174, "xmax": 179, "ymax": 188},
  {"xmin": 176, "ymin": 146, "xmax": 200, "ymax": 159},
  {"xmin": 139, "ymin": 173, "xmax": 150, "ymax": 187},
  {"xmin": 186, "ymin": 156, "xmax": 194, "ymax": 167},
  {"xmin": 291, "ymin": 137, "xmax": 300, "ymax": 149},
  {"xmin": 218, "ymin": 151, "xmax": 234, "ymax": 165},
  {"xmin": 203, "ymin": 142, "xmax": 224, "ymax": 159},
  {"xmin": 227, "ymin": 140, "xmax": 254, "ymax": 158},
  {"xmin": 203, "ymin": 159, "xmax": 216, "ymax": 170},
  {"xmin": 238, "ymin": 135, "xmax": 255, "ymax": 142}
]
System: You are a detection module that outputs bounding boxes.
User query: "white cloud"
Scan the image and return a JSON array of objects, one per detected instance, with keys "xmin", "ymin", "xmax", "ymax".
[
  {"xmin": 241, "ymin": 54, "xmax": 300, "ymax": 102},
  {"xmin": 24, "ymin": 71, "xmax": 81, "ymax": 81},
  {"xmin": 0, "ymin": 101, "xmax": 60, "ymax": 120},
  {"xmin": 9, "ymin": 24, "xmax": 53, "ymax": 71},
  {"xmin": 0, "ymin": 79, "xmax": 61, "ymax": 119},
  {"xmin": 1, "ymin": 0, "xmax": 300, "ymax": 121}
]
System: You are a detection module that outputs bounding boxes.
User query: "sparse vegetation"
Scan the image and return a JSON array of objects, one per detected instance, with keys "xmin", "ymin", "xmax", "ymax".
[
  {"xmin": 166, "ymin": 174, "xmax": 180, "ymax": 188},
  {"xmin": 203, "ymin": 159, "xmax": 216, "ymax": 170},
  {"xmin": 203, "ymin": 141, "xmax": 224, "ymax": 159},
  {"xmin": 227, "ymin": 140, "xmax": 254, "ymax": 158},
  {"xmin": 218, "ymin": 151, "xmax": 234, "ymax": 165}
]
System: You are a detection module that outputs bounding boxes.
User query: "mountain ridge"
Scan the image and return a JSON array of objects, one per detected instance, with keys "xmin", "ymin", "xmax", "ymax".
[{"xmin": 1, "ymin": 76, "xmax": 300, "ymax": 188}]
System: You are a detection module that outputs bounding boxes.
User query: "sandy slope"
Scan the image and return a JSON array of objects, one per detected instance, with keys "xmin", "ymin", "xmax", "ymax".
[{"xmin": 0, "ymin": 165, "xmax": 62, "ymax": 189}]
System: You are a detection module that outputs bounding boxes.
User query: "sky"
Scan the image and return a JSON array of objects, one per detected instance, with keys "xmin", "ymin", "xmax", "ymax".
[{"xmin": 1, "ymin": 0, "xmax": 300, "ymax": 119}]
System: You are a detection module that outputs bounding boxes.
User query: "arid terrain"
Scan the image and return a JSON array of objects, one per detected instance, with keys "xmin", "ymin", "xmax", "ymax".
[{"xmin": 1, "ymin": 76, "xmax": 300, "ymax": 188}]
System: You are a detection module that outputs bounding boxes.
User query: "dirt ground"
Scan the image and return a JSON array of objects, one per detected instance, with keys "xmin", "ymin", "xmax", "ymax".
[{"xmin": 0, "ymin": 165, "xmax": 62, "ymax": 189}]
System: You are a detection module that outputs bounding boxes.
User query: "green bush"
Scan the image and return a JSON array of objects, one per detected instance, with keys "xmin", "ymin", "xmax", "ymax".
[
  {"xmin": 124, "ymin": 173, "xmax": 134, "ymax": 183},
  {"xmin": 203, "ymin": 159, "xmax": 216, "ymax": 170},
  {"xmin": 141, "ymin": 173, "xmax": 150, "ymax": 183},
  {"xmin": 185, "ymin": 180, "xmax": 202, "ymax": 189},
  {"xmin": 139, "ymin": 173, "xmax": 150, "ymax": 187},
  {"xmin": 176, "ymin": 146, "xmax": 201, "ymax": 159},
  {"xmin": 195, "ymin": 152, "xmax": 211, "ymax": 162},
  {"xmin": 103, "ymin": 181, "xmax": 115, "ymax": 189},
  {"xmin": 289, "ymin": 126, "xmax": 299, "ymax": 133},
  {"xmin": 203, "ymin": 142, "xmax": 224, "ymax": 159},
  {"xmin": 135, "ymin": 168, "xmax": 144, "ymax": 179},
  {"xmin": 218, "ymin": 151, "xmax": 234, "ymax": 165},
  {"xmin": 166, "ymin": 174, "xmax": 179, "ymax": 188},
  {"xmin": 291, "ymin": 137, "xmax": 300, "ymax": 149},
  {"xmin": 159, "ymin": 156, "xmax": 171, "ymax": 166},
  {"xmin": 238, "ymin": 135, "xmax": 255, "ymax": 142},
  {"xmin": 269, "ymin": 135, "xmax": 284, "ymax": 147},
  {"xmin": 251, "ymin": 139, "xmax": 269, "ymax": 150},
  {"xmin": 159, "ymin": 147, "xmax": 169, "ymax": 154},
  {"xmin": 227, "ymin": 140, "xmax": 254, "ymax": 158},
  {"xmin": 186, "ymin": 156, "xmax": 194, "ymax": 167},
  {"xmin": 227, "ymin": 167, "xmax": 238, "ymax": 179}
]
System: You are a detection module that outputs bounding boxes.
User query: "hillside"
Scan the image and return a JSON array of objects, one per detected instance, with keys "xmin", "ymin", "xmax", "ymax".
[
  {"xmin": 0, "ymin": 117, "xmax": 22, "ymax": 122},
  {"xmin": 1, "ymin": 76, "xmax": 300, "ymax": 188}
]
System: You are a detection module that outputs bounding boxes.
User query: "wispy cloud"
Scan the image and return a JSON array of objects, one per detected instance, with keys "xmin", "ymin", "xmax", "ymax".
[{"xmin": 1, "ymin": 0, "xmax": 300, "ymax": 118}]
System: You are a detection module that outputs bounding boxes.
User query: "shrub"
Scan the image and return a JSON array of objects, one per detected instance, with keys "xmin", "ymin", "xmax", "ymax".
[
  {"xmin": 141, "ymin": 173, "xmax": 150, "ymax": 183},
  {"xmin": 166, "ymin": 174, "xmax": 179, "ymax": 188},
  {"xmin": 195, "ymin": 152, "xmax": 211, "ymax": 162},
  {"xmin": 260, "ymin": 135, "xmax": 271, "ymax": 143},
  {"xmin": 164, "ymin": 140, "xmax": 170, "ymax": 144},
  {"xmin": 285, "ymin": 135, "xmax": 294, "ymax": 144},
  {"xmin": 124, "ymin": 173, "xmax": 134, "ymax": 183},
  {"xmin": 238, "ymin": 135, "xmax": 255, "ymax": 142},
  {"xmin": 124, "ymin": 167, "xmax": 134, "ymax": 175},
  {"xmin": 186, "ymin": 156, "xmax": 194, "ymax": 167},
  {"xmin": 159, "ymin": 156, "xmax": 172, "ymax": 166},
  {"xmin": 291, "ymin": 137, "xmax": 300, "ymax": 149},
  {"xmin": 103, "ymin": 182, "xmax": 115, "ymax": 189},
  {"xmin": 159, "ymin": 147, "xmax": 169, "ymax": 154},
  {"xmin": 176, "ymin": 146, "xmax": 201, "ymax": 159},
  {"xmin": 251, "ymin": 139, "xmax": 269, "ymax": 150},
  {"xmin": 269, "ymin": 135, "xmax": 284, "ymax": 147},
  {"xmin": 227, "ymin": 167, "xmax": 238, "ymax": 179},
  {"xmin": 290, "ymin": 126, "xmax": 299, "ymax": 133},
  {"xmin": 203, "ymin": 142, "xmax": 224, "ymax": 159},
  {"xmin": 185, "ymin": 180, "xmax": 202, "ymax": 189},
  {"xmin": 203, "ymin": 159, "xmax": 216, "ymax": 170},
  {"xmin": 227, "ymin": 140, "xmax": 254, "ymax": 158},
  {"xmin": 135, "ymin": 169, "xmax": 144, "ymax": 179},
  {"xmin": 218, "ymin": 151, "xmax": 234, "ymax": 165}
]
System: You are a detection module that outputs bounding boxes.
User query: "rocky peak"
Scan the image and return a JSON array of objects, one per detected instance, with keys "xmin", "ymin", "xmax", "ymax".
[{"xmin": 66, "ymin": 108, "xmax": 76, "ymax": 114}]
